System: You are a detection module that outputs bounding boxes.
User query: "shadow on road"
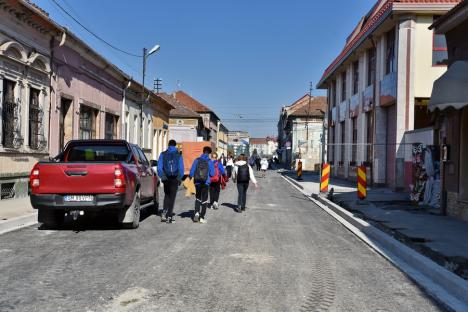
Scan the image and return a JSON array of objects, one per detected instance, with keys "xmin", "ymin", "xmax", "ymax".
[
  {"xmin": 221, "ymin": 203, "xmax": 237, "ymax": 211},
  {"xmin": 37, "ymin": 206, "xmax": 155, "ymax": 232},
  {"xmin": 177, "ymin": 210, "xmax": 194, "ymax": 219}
]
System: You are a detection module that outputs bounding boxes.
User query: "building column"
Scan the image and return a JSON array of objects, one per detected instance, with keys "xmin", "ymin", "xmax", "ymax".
[
  {"xmin": 0, "ymin": 74, "xmax": 4, "ymax": 148},
  {"xmin": 374, "ymin": 35, "xmax": 387, "ymax": 185}
]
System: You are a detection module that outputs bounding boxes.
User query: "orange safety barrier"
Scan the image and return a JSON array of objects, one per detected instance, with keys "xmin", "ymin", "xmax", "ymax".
[
  {"xmin": 296, "ymin": 160, "xmax": 303, "ymax": 180},
  {"xmin": 357, "ymin": 165, "xmax": 367, "ymax": 199},
  {"xmin": 320, "ymin": 163, "xmax": 330, "ymax": 193}
]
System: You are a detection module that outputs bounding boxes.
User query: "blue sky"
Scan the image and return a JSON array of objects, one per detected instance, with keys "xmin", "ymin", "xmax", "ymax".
[{"xmin": 32, "ymin": 0, "xmax": 375, "ymax": 137}]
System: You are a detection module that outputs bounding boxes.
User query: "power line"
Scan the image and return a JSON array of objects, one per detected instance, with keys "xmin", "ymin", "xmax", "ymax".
[{"xmin": 50, "ymin": 0, "xmax": 142, "ymax": 58}]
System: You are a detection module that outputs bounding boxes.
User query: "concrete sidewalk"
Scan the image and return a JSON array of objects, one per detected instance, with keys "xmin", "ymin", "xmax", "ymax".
[
  {"xmin": 0, "ymin": 197, "xmax": 37, "ymax": 234},
  {"xmin": 283, "ymin": 171, "xmax": 468, "ymax": 281}
]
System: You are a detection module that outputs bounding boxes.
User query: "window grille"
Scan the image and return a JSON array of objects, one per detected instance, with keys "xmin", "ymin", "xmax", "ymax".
[
  {"xmin": 2, "ymin": 80, "xmax": 23, "ymax": 148},
  {"xmin": 28, "ymin": 88, "xmax": 46, "ymax": 150}
]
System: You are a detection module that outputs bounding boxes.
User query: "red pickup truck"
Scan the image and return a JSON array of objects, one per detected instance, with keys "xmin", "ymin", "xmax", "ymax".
[{"xmin": 29, "ymin": 140, "xmax": 159, "ymax": 229}]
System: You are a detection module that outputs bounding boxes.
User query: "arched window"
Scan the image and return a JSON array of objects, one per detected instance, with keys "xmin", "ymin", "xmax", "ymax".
[
  {"xmin": 5, "ymin": 47, "xmax": 22, "ymax": 60},
  {"xmin": 32, "ymin": 59, "xmax": 46, "ymax": 71}
]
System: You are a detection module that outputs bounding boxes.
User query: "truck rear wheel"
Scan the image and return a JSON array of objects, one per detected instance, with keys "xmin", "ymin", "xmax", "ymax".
[
  {"xmin": 38, "ymin": 209, "xmax": 64, "ymax": 229},
  {"xmin": 120, "ymin": 191, "xmax": 140, "ymax": 229}
]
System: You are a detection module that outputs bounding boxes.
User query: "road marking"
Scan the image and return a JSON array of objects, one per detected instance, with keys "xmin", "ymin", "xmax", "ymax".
[{"xmin": 229, "ymin": 253, "xmax": 274, "ymax": 264}]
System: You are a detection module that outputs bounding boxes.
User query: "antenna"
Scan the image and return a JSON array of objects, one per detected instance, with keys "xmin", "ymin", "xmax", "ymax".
[{"xmin": 153, "ymin": 78, "xmax": 162, "ymax": 94}]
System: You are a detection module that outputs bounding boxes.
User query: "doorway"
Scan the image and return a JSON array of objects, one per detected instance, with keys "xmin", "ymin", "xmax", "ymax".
[{"xmin": 59, "ymin": 98, "xmax": 73, "ymax": 151}]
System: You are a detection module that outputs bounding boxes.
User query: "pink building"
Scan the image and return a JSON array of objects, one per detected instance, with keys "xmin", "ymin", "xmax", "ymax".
[{"xmin": 49, "ymin": 30, "xmax": 129, "ymax": 156}]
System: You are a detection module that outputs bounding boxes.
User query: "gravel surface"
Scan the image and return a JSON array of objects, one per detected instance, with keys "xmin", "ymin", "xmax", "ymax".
[{"xmin": 0, "ymin": 172, "xmax": 444, "ymax": 311}]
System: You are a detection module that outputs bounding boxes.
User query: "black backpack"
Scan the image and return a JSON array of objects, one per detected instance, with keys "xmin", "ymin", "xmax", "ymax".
[
  {"xmin": 163, "ymin": 151, "xmax": 180, "ymax": 177},
  {"xmin": 237, "ymin": 164, "xmax": 250, "ymax": 183},
  {"xmin": 194, "ymin": 158, "xmax": 209, "ymax": 183}
]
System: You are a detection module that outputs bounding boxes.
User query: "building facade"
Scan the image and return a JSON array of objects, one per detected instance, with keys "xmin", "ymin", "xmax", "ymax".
[
  {"xmin": 0, "ymin": 1, "xmax": 55, "ymax": 199},
  {"xmin": 429, "ymin": 0, "xmax": 468, "ymax": 220},
  {"xmin": 50, "ymin": 30, "xmax": 128, "ymax": 157},
  {"xmin": 278, "ymin": 95, "xmax": 326, "ymax": 170},
  {"xmin": 227, "ymin": 130, "xmax": 250, "ymax": 157},
  {"xmin": 217, "ymin": 123, "xmax": 229, "ymax": 156},
  {"xmin": 317, "ymin": 0, "xmax": 459, "ymax": 187}
]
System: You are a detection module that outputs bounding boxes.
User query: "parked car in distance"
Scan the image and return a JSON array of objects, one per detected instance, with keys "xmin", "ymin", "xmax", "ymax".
[{"xmin": 29, "ymin": 140, "xmax": 159, "ymax": 229}]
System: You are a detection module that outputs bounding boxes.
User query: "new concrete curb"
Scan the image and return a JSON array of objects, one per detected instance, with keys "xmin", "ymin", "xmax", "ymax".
[
  {"xmin": 281, "ymin": 174, "xmax": 468, "ymax": 312},
  {"xmin": 0, "ymin": 213, "xmax": 38, "ymax": 235}
]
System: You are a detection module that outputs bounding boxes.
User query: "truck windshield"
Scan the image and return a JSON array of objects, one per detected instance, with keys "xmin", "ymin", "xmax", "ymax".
[{"xmin": 67, "ymin": 145, "xmax": 130, "ymax": 162}]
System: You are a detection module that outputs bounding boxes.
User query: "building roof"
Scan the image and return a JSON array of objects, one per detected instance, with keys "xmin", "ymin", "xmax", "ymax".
[
  {"xmin": 317, "ymin": 0, "xmax": 460, "ymax": 88},
  {"xmin": 250, "ymin": 138, "xmax": 268, "ymax": 145},
  {"xmin": 159, "ymin": 93, "xmax": 200, "ymax": 118},
  {"xmin": 174, "ymin": 91, "xmax": 212, "ymax": 113},
  {"xmin": 285, "ymin": 95, "xmax": 327, "ymax": 118}
]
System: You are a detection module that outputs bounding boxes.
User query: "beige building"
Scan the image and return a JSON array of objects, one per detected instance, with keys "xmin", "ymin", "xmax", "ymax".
[
  {"xmin": 317, "ymin": 0, "xmax": 459, "ymax": 187},
  {"xmin": 217, "ymin": 122, "xmax": 229, "ymax": 156}
]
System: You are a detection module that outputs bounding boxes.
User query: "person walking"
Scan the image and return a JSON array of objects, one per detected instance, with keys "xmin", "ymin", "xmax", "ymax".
[
  {"xmin": 209, "ymin": 152, "xmax": 226, "ymax": 210},
  {"xmin": 157, "ymin": 139, "xmax": 184, "ymax": 223},
  {"xmin": 232, "ymin": 154, "xmax": 257, "ymax": 213},
  {"xmin": 189, "ymin": 146, "xmax": 215, "ymax": 223},
  {"xmin": 226, "ymin": 154, "xmax": 234, "ymax": 178},
  {"xmin": 260, "ymin": 157, "xmax": 268, "ymax": 178}
]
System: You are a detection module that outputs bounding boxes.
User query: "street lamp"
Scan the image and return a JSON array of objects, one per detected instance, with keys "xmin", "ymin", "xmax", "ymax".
[{"xmin": 140, "ymin": 44, "xmax": 160, "ymax": 146}]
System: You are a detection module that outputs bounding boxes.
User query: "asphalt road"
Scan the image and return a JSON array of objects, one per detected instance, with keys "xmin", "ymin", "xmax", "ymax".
[{"xmin": 0, "ymin": 171, "xmax": 444, "ymax": 312}]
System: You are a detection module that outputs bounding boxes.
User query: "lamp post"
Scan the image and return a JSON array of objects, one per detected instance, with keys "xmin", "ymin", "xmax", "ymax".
[{"xmin": 140, "ymin": 44, "xmax": 160, "ymax": 146}]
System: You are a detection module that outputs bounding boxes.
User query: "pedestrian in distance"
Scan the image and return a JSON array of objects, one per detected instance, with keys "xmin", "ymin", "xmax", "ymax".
[
  {"xmin": 209, "ymin": 152, "xmax": 227, "ymax": 210},
  {"xmin": 260, "ymin": 157, "xmax": 268, "ymax": 178},
  {"xmin": 189, "ymin": 146, "xmax": 215, "ymax": 223},
  {"xmin": 255, "ymin": 156, "xmax": 261, "ymax": 171},
  {"xmin": 157, "ymin": 139, "xmax": 184, "ymax": 223},
  {"xmin": 219, "ymin": 153, "xmax": 227, "ymax": 167},
  {"xmin": 232, "ymin": 154, "xmax": 257, "ymax": 213},
  {"xmin": 226, "ymin": 154, "xmax": 234, "ymax": 178}
]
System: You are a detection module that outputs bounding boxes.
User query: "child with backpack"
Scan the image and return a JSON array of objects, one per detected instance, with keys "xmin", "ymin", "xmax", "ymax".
[
  {"xmin": 157, "ymin": 140, "xmax": 185, "ymax": 223},
  {"xmin": 209, "ymin": 152, "xmax": 227, "ymax": 210},
  {"xmin": 232, "ymin": 154, "xmax": 257, "ymax": 213},
  {"xmin": 189, "ymin": 146, "xmax": 215, "ymax": 223}
]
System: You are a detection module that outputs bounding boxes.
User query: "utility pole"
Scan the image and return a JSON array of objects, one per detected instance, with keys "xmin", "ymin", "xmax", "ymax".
[
  {"xmin": 305, "ymin": 82, "xmax": 313, "ymax": 155},
  {"xmin": 153, "ymin": 78, "xmax": 162, "ymax": 94}
]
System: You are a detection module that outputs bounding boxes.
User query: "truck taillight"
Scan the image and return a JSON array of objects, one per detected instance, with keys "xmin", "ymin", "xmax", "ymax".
[
  {"xmin": 114, "ymin": 167, "xmax": 125, "ymax": 188},
  {"xmin": 30, "ymin": 167, "xmax": 40, "ymax": 188}
]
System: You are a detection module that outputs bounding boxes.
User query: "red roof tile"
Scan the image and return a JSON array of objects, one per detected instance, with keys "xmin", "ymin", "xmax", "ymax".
[
  {"xmin": 287, "ymin": 95, "xmax": 327, "ymax": 117},
  {"xmin": 159, "ymin": 93, "xmax": 201, "ymax": 118},
  {"xmin": 174, "ymin": 91, "xmax": 212, "ymax": 113},
  {"xmin": 250, "ymin": 138, "xmax": 268, "ymax": 145}
]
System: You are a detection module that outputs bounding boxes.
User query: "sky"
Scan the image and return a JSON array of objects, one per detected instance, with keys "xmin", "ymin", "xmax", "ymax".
[{"xmin": 32, "ymin": 0, "xmax": 376, "ymax": 137}]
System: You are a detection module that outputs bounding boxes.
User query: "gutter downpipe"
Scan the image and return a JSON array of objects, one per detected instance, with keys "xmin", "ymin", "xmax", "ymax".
[{"xmin": 122, "ymin": 80, "xmax": 131, "ymax": 140}]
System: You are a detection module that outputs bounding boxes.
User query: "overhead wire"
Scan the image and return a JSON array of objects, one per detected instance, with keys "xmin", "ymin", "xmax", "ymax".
[{"xmin": 50, "ymin": 0, "xmax": 142, "ymax": 58}]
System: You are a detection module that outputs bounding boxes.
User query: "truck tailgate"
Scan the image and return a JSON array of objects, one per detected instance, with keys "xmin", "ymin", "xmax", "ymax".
[{"xmin": 35, "ymin": 163, "xmax": 121, "ymax": 194}]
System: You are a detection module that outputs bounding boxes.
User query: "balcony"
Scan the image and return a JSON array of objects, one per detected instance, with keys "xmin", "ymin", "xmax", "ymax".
[
  {"xmin": 363, "ymin": 84, "xmax": 374, "ymax": 112},
  {"xmin": 339, "ymin": 99, "xmax": 348, "ymax": 122},
  {"xmin": 380, "ymin": 72, "xmax": 397, "ymax": 107},
  {"xmin": 349, "ymin": 93, "xmax": 360, "ymax": 118}
]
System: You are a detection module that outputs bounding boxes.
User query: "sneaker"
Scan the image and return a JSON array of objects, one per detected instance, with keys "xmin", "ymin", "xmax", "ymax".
[
  {"xmin": 167, "ymin": 217, "xmax": 175, "ymax": 224},
  {"xmin": 161, "ymin": 213, "xmax": 167, "ymax": 222},
  {"xmin": 213, "ymin": 202, "xmax": 219, "ymax": 210},
  {"xmin": 193, "ymin": 212, "xmax": 200, "ymax": 222},
  {"xmin": 199, "ymin": 218, "xmax": 207, "ymax": 224},
  {"xmin": 235, "ymin": 207, "xmax": 241, "ymax": 213},
  {"xmin": 241, "ymin": 207, "xmax": 246, "ymax": 211}
]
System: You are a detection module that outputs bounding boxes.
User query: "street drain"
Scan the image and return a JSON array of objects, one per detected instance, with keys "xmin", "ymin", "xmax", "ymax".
[{"xmin": 300, "ymin": 258, "xmax": 336, "ymax": 312}]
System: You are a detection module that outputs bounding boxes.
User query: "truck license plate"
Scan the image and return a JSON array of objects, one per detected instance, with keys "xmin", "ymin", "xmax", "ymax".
[{"xmin": 64, "ymin": 195, "xmax": 94, "ymax": 202}]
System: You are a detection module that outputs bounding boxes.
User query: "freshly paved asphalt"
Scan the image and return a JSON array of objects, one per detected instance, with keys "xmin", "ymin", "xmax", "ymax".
[{"xmin": 0, "ymin": 171, "xmax": 444, "ymax": 312}]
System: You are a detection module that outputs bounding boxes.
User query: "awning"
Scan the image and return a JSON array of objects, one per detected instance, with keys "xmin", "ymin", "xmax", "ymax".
[{"xmin": 429, "ymin": 61, "xmax": 468, "ymax": 111}]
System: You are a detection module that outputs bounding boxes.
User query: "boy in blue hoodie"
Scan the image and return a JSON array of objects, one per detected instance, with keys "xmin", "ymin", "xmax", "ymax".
[
  {"xmin": 189, "ymin": 146, "xmax": 215, "ymax": 223},
  {"xmin": 157, "ymin": 140, "xmax": 185, "ymax": 223}
]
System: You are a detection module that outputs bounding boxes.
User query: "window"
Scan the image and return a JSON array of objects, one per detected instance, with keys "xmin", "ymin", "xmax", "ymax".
[
  {"xmin": 2, "ymin": 79, "xmax": 18, "ymax": 148},
  {"xmin": 351, "ymin": 117, "xmax": 357, "ymax": 163},
  {"xmin": 367, "ymin": 48, "xmax": 376, "ymax": 86},
  {"xmin": 340, "ymin": 121, "xmax": 345, "ymax": 164},
  {"xmin": 29, "ymin": 88, "xmax": 42, "ymax": 149},
  {"xmin": 385, "ymin": 28, "xmax": 396, "ymax": 74},
  {"xmin": 105, "ymin": 113, "xmax": 118, "ymax": 140},
  {"xmin": 352, "ymin": 61, "xmax": 359, "ymax": 95},
  {"xmin": 366, "ymin": 112, "xmax": 373, "ymax": 162},
  {"xmin": 79, "ymin": 105, "xmax": 97, "ymax": 139},
  {"xmin": 67, "ymin": 144, "xmax": 130, "ymax": 162},
  {"xmin": 433, "ymin": 17, "xmax": 448, "ymax": 66},
  {"xmin": 341, "ymin": 72, "xmax": 347, "ymax": 101}
]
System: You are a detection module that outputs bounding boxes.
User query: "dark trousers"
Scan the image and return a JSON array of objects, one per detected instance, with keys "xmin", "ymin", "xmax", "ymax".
[
  {"xmin": 226, "ymin": 166, "xmax": 233, "ymax": 178},
  {"xmin": 195, "ymin": 184, "xmax": 209, "ymax": 218},
  {"xmin": 210, "ymin": 182, "xmax": 221, "ymax": 205},
  {"xmin": 237, "ymin": 182, "xmax": 249, "ymax": 209},
  {"xmin": 163, "ymin": 177, "xmax": 179, "ymax": 218}
]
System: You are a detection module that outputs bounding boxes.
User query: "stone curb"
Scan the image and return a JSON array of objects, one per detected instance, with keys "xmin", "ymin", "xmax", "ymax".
[
  {"xmin": 281, "ymin": 174, "xmax": 468, "ymax": 312},
  {"xmin": 0, "ymin": 213, "xmax": 38, "ymax": 235}
]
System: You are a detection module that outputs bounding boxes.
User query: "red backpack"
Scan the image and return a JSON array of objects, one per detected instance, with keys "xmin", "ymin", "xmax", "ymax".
[{"xmin": 210, "ymin": 161, "xmax": 220, "ymax": 183}]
